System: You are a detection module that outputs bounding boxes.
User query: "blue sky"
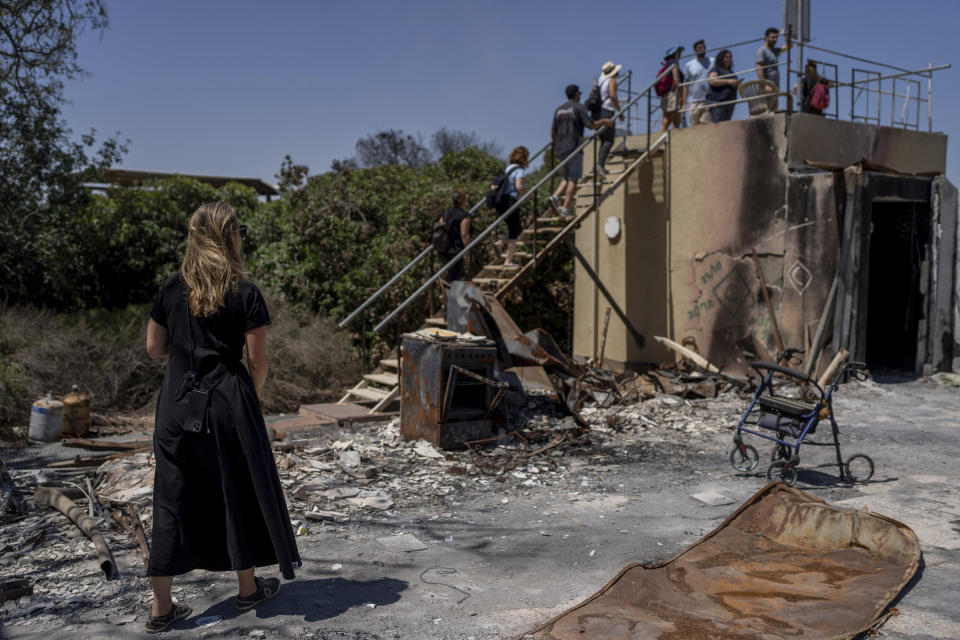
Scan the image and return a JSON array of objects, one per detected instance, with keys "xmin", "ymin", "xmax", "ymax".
[{"xmin": 63, "ymin": 0, "xmax": 956, "ymax": 187}]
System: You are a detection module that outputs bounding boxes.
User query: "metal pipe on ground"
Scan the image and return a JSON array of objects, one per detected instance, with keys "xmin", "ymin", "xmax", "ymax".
[{"xmin": 34, "ymin": 486, "xmax": 119, "ymax": 580}]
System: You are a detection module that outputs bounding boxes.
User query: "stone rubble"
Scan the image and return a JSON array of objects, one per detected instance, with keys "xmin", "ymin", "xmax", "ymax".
[{"xmin": 0, "ymin": 380, "xmax": 753, "ymax": 631}]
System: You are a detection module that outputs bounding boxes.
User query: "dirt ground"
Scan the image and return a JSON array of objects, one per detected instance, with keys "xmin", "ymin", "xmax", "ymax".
[{"xmin": 1, "ymin": 375, "xmax": 959, "ymax": 639}]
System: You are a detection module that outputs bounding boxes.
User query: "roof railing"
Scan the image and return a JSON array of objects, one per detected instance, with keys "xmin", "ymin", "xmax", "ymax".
[{"xmin": 341, "ymin": 32, "xmax": 951, "ymax": 335}]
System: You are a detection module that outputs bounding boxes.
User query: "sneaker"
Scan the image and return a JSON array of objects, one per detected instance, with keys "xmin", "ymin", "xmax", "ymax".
[
  {"xmin": 559, "ymin": 208, "xmax": 574, "ymax": 220},
  {"xmin": 595, "ymin": 164, "xmax": 608, "ymax": 176},
  {"xmin": 145, "ymin": 602, "xmax": 192, "ymax": 634},
  {"xmin": 236, "ymin": 577, "xmax": 280, "ymax": 611},
  {"xmin": 548, "ymin": 194, "xmax": 562, "ymax": 213}
]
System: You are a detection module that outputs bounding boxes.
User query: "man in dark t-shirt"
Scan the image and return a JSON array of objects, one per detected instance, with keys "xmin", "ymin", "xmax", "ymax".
[{"xmin": 549, "ymin": 84, "xmax": 614, "ymax": 219}]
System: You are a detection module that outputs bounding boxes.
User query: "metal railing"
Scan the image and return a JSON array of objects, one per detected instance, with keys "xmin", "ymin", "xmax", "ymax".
[
  {"xmin": 340, "ymin": 32, "xmax": 950, "ymax": 338},
  {"xmin": 340, "ymin": 70, "xmax": 634, "ymax": 330},
  {"xmin": 373, "ymin": 65, "xmax": 676, "ymax": 333},
  {"xmin": 338, "ymin": 138, "xmax": 555, "ymax": 328}
]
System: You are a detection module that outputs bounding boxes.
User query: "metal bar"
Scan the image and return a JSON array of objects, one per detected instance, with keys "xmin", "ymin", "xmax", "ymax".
[
  {"xmin": 928, "ymin": 62, "xmax": 933, "ymax": 132},
  {"xmin": 678, "ymin": 61, "xmax": 787, "ymax": 89},
  {"xmin": 339, "ymin": 139, "xmax": 554, "ymax": 327},
  {"xmin": 801, "ymin": 41, "xmax": 917, "ymax": 74},
  {"xmin": 375, "ymin": 67, "xmax": 675, "ymax": 333},
  {"xmin": 564, "ymin": 236, "xmax": 646, "ymax": 349},
  {"xmin": 833, "ymin": 64, "xmax": 949, "ymax": 89},
  {"xmin": 678, "ymin": 35, "xmax": 766, "ymax": 61}
]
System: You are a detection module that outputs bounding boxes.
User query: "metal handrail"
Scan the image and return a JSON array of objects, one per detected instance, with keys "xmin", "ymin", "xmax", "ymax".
[
  {"xmin": 373, "ymin": 64, "xmax": 675, "ymax": 333},
  {"xmin": 339, "ymin": 70, "xmax": 634, "ymax": 328},
  {"xmin": 338, "ymin": 138, "xmax": 553, "ymax": 327}
]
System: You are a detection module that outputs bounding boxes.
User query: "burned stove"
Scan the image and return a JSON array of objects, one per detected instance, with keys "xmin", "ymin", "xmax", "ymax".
[{"xmin": 400, "ymin": 330, "xmax": 506, "ymax": 450}]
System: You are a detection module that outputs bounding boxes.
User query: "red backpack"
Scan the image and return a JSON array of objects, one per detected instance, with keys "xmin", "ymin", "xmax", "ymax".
[
  {"xmin": 810, "ymin": 82, "xmax": 830, "ymax": 111},
  {"xmin": 654, "ymin": 61, "xmax": 674, "ymax": 96}
]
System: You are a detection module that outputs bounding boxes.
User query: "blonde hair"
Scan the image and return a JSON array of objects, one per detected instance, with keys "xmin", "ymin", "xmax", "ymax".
[{"xmin": 181, "ymin": 201, "xmax": 248, "ymax": 317}]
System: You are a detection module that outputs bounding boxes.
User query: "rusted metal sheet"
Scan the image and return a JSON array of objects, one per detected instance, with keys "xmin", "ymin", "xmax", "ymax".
[
  {"xmin": 399, "ymin": 332, "xmax": 501, "ymax": 450},
  {"xmin": 445, "ymin": 282, "xmax": 571, "ymax": 395},
  {"xmin": 523, "ymin": 482, "xmax": 921, "ymax": 640}
]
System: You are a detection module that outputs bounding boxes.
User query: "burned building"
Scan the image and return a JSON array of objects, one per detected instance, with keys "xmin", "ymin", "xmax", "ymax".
[{"xmin": 573, "ymin": 112, "xmax": 955, "ymax": 377}]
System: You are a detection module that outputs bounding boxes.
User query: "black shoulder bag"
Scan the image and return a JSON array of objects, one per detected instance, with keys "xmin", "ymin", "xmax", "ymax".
[{"xmin": 178, "ymin": 302, "xmax": 230, "ymax": 434}]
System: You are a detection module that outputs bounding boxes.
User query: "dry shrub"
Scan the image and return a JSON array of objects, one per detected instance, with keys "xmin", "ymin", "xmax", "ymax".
[
  {"xmin": 258, "ymin": 298, "xmax": 360, "ymax": 414},
  {"xmin": 0, "ymin": 298, "xmax": 360, "ymax": 432},
  {"xmin": 0, "ymin": 305, "xmax": 164, "ymax": 430}
]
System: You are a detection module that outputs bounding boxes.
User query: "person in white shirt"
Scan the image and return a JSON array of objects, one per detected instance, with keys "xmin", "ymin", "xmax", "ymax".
[
  {"xmin": 683, "ymin": 40, "xmax": 714, "ymax": 126},
  {"xmin": 594, "ymin": 60, "xmax": 624, "ymax": 175}
]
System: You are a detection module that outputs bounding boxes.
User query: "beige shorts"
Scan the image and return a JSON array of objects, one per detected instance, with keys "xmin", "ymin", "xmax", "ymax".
[
  {"xmin": 689, "ymin": 101, "xmax": 712, "ymax": 125},
  {"xmin": 660, "ymin": 91, "xmax": 679, "ymax": 115}
]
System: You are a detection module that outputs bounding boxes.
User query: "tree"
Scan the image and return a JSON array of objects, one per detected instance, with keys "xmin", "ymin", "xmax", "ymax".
[
  {"xmin": 431, "ymin": 126, "xmax": 502, "ymax": 158},
  {"xmin": 275, "ymin": 154, "xmax": 309, "ymax": 192},
  {"xmin": 0, "ymin": 0, "xmax": 126, "ymax": 307},
  {"xmin": 354, "ymin": 129, "xmax": 431, "ymax": 169}
]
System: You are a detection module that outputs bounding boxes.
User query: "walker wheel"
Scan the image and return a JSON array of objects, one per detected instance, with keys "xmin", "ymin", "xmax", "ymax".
[
  {"xmin": 770, "ymin": 444, "xmax": 791, "ymax": 462},
  {"xmin": 767, "ymin": 460, "xmax": 798, "ymax": 486},
  {"xmin": 730, "ymin": 444, "xmax": 759, "ymax": 472},
  {"xmin": 844, "ymin": 454, "xmax": 874, "ymax": 483}
]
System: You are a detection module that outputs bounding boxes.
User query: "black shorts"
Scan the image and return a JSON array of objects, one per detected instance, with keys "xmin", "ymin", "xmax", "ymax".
[{"xmin": 504, "ymin": 197, "xmax": 522, "ymax": 239}]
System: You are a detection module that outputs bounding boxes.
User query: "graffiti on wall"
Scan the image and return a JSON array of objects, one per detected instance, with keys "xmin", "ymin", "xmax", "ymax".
[
  {"xmin": 786, "ymin": 258, "xmax": 813, "ymax": 295},
  {"xmin": 686, "ymin": 257, "xmax": 777, "ymax": 349}
]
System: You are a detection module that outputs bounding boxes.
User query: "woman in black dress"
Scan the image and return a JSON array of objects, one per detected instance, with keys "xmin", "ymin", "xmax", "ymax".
[{"xmin": 144, "ymin": 202, "xmax": 300, "ymax": 632}]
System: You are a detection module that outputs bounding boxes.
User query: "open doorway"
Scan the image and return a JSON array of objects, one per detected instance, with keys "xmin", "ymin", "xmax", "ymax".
[{"xmin": 865, "ymin": 201, "xmax": 931, "ymax": 372}]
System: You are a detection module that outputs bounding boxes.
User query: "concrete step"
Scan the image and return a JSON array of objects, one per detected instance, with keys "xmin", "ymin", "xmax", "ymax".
[
  {"xmin": 424, "ymin": 317, "xmax": 445, "ymax": 327},
  {"xmin": 521, "ymin": 227, "xmax": 563, "ymax": 237},
  {"xmin": 379, "ymin": 358, "xmax": 399, "ymax": 370},
  {"xmin": 346, "ymin": 387, "xmax": 393, "ymax": 403},
  {"xmin": 473, "ymin": 278, "xmax": 504, "ymax": 289},
  {"xmin": 363, "ymin": 372, "xmax": 399, "ymax": 387}
]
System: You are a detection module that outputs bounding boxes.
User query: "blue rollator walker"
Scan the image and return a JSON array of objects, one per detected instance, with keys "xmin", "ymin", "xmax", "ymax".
[{"xmin": 730, "ymin": 348, "xmax": 874, "ymax": 486}]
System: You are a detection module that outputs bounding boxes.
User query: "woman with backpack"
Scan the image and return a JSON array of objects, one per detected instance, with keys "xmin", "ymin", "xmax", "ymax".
[
  {"xmin": 437, "ymin": 188, "xmax": 471, "ymax": 282},
  {"xmin": 493, "ymin": 146, "xmax": 529, "ymax": 268},
  {"xmin": 657, "ymin": 46, "xmax": 685, "ymax": 132},
  {"xmin": 706, "ymin": 49, "xmax": 740, "ymax": 123},
  {"xmin": 795, "ymin": 60, "xmax": 831, "ymax": 116}
]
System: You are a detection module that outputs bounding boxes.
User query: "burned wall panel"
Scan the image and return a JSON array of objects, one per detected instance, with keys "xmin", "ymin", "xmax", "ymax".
[
  {"xmin": 782, "ymin": 172, "xmax": 841, "ymax": 371},
  {"xmin": 668, "ymin": 116, "xmax": 789, "ymax": 370}
]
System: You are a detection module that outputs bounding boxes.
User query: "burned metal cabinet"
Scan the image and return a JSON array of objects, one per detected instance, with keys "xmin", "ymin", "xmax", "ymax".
[{"xmin": 399, "ymin": 332, "xmax": 504, "ymax": 450}]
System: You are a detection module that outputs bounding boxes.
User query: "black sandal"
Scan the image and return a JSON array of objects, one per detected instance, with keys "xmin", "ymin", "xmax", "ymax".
[
  {"xmin": 236, "ymin": 576, "xmax": 280, "ymax": 610},
  {"xmin": 144, "ymin": 602, "xmax": 192, "ymax": 633}
]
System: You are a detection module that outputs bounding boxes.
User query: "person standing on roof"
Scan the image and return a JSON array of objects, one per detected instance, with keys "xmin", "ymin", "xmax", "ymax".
[
  {"xmin": 594, "ymin": 60, "xmax": 625, "ymax": 175},
  {"xmin": 794, "ymin": 60, "xmax": 832, "ymax": 116},
  {"xmin": 755, "ymin": 27, "xmax": 792, "ymax": 111},
  {"xmin": 706, "ymin": 49, "xmax": 740, "ymax": 123},
  {"xmin": 683, "ymin": 40, "xmax": 714, "ymax": 126},
  {"xmin": 548, "ymin": 85, "xmax": 615, "ymax": 220},
  {"xmin": 439, "ymin": 188, "xmax": 471, "ymax": 281},
  {"xmin": 658, "ymin": 46, "xmax": 685, "ymax": 132}
]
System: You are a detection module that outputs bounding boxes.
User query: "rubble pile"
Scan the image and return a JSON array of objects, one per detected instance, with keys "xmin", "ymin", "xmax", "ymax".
[{"xmin": 0, "ymin": 356, "xmax": 753, "ymax": 631}]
